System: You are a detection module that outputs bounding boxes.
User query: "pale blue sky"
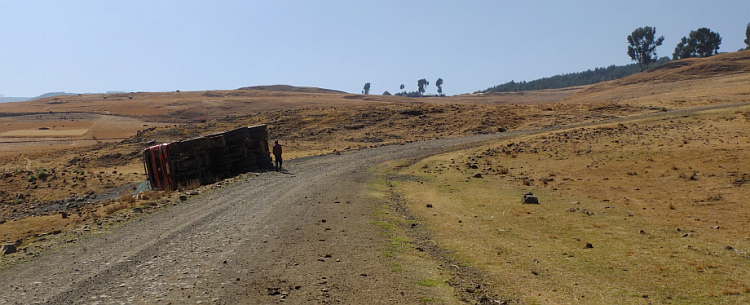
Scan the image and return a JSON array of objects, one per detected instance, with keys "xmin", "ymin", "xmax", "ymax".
[{"xmin": 1, "ymin": 1, "xmax": 748, "ymax": 97}]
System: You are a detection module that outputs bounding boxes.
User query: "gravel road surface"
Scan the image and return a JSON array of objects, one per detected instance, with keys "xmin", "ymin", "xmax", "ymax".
[{"xmin": 0, "ymin": 132, "xmax": 508, "ymax": 305}]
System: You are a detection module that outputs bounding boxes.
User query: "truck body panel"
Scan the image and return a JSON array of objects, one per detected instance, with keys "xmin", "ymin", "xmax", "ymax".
[{"xmin": 143, "ymin": 125, "xmax": 272, "ymax": 191}]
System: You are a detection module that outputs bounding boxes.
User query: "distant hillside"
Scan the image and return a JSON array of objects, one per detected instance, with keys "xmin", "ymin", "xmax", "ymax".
[
  {"xmin": 561, "ymin": 49, "xmax": 750, "ymax": 107},
  {"xmin": 238, "ymin": 85, "xmax": 346, "ymax": 94},
  {"xmin": 572, "ymin": 50, "xmax": 750, "ymax": 97},
  {"xmin": 0, "ymin": 92, "xmax": 75, "ymax": 103},
  {"xmin": 483, "ymin": 57, "xmax": 671, "ymax": 93},
  {"xmin": 0, "ymin": 97, "xmax": 31, "ymax": 103}
]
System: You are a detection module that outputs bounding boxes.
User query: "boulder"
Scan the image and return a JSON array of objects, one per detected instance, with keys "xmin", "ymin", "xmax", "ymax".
[
  {"xmin": 523, "ymin": 193, "xmax": 539, "ymax": 204},
  {"xmin": 1, "ymin": 244, "xmax": 16, "ymax": 255}
]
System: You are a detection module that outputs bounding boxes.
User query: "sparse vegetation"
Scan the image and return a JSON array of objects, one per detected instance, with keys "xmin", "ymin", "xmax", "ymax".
[
  {"xmin": 383, "ymin": 105, "xmax": 750, "ymax": 303},
  {"xmin": 104, "ymin": 199, "xmax": 135, "ymax": 215}
]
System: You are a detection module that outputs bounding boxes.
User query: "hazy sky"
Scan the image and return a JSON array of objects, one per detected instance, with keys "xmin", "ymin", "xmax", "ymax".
[{"xmin": 1, "ymin": 1, "xmax": 749, "ymax": 97}]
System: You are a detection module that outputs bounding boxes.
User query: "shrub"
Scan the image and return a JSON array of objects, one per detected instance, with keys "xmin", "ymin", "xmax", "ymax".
[{"xmin": 36, "ymin": 169, "xmax": 49, "ymax": 180}]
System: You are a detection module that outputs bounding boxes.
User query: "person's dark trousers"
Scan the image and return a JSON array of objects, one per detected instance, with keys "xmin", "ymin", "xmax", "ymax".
[{"xmin": 274, "ymin": 154, "xmax": 282, "ymax": 171}]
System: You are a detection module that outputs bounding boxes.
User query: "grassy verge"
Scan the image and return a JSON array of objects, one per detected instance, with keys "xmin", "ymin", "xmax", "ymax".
[
  {"xmin": 368, "ymin": 164, "xmax": 466, "ymax": 304},
  {"xmin": 383, "ymin": 106, "xmax": 750, "ymax": 304},
  {"xmin": 369, "ymin": 160, "xmax": 527, "ymax": 304}
]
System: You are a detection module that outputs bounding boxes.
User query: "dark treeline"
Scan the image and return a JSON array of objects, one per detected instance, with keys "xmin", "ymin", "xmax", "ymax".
[{"xmin": 482, "ymin": 57, "xmax": 671, "ymax": 93}]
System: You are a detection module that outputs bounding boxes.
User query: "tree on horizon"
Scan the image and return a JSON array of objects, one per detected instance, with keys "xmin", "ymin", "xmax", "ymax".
[
  {"xmin": 627, "ymin": 26, "xmax": 665, "ymax": 71},
  {"xmin": 435, "ymin": 78, "xmax": 444, "ymax": 96},
  {"xmin": 417, "ymin": 79, "xmax": 429, "ymax": 95},
  {"xmin": 673, "ymin": 27, "xmax": 722, "ymax": 59},
  {"xmin": 363, "ymin": 82, "xmax": 371, "ymax": 95},
  {"xmin": 745, "ymin": 22, "xmax": 750, "ymax": 50}
]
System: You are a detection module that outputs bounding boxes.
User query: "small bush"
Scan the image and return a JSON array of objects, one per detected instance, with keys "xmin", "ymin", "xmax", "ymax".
[
  {"xmin": 36, "ymin": 169, "xmax": 49, "ymax": 180},
  {"xmin": 104, "ymin": 194, "xmax": 137, "ymax": 215},
  {"xmin": 139, "ymin": 191, "xmax": 163, "ymax": 200},
  {"xmin": 104, "ymin": 201, "xmax": 134, "ymax": 215},
  {"xmin": 497, "ymin": 166, "xmax": 509, "ymax": 175},
  {"xmin": 120, "ymin": 193, "xmax": 136, "ymax": 204}
]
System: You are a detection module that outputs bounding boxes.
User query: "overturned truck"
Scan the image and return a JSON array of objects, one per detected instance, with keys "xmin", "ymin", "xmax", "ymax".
[{"xmin": 143, "ymin": 125, "xmax": 273, "ymax": 191}]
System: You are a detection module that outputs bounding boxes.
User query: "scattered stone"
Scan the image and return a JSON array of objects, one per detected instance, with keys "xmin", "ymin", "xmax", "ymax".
[
  {"xmin": 179, "ymin": 195, "xmax": 188, "ymax": 201},
  {"xmin": 584, "ymin": 243, "xmax": 593, "ymax": 249},
  {"xmin": 426, "ymin": 204, "xmax": 433, "ymax": 208},
  {"xmin": 61, "ymin": 211, "xmax": 68, "ymax": 219},
  {"xmin": 473, "ymin": 173, "xmax": 483, "ymax": 178},
  {"xmin": 725, "ymin": 245, "xmax": 735, "ymax": 251},
  {"xmin": 523, "ymin": 193, "xmax": 539, "ymax": 204}
]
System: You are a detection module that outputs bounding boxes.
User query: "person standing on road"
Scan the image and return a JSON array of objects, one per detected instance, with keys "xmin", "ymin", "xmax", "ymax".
[{"xmin": 272, "ymin": 140, "xmax": 283, "ymax": 171}]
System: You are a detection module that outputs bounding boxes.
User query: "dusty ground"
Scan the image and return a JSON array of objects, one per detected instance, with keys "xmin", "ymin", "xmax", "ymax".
[
  {"xmin": 0, "ymin": 50, "xmax": 749, "ymax": 303},
  {"xmin": 0, "ymin": 94, "xmax": 663, "ymax": 245},
  {"xmin": 385, "ymin": 103, "xmax": 750, "ymax": 304}
]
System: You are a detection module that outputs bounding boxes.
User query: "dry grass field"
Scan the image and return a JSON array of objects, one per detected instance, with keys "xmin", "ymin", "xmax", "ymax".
[
  {"xmin": 381, "ymin": 104, "xmax": 750, "ymax": 304},
  {"xmin": 0, "ymin": 49, "xmax": 749, "ymax": 302}
]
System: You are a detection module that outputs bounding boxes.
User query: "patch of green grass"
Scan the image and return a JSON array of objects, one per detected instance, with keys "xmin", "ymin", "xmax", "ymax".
[
  {"xmin": 390, "ymin": 262, "xmax": 403, "ymax": 272},
  {"xmin": 415, "ymin": 278, "xmax": 445, "ymax": 287},
  {"xmin": 373, "ymin": 220, "xmax": 395, "ymax": 231}
]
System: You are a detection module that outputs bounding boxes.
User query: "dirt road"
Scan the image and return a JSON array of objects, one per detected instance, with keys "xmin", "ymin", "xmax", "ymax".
[
  {"xmin": 2, "ymin": 102, "xmax": 748, "ymax": 304},
  {"xmin": 0, "ymin": 131, "xmax": 508, "ymax": 305}
]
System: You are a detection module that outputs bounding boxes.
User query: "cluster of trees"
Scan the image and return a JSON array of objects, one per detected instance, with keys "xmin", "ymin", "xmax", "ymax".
[
  {"xmin": 364, "ymin": 78, "xmax": 444, "ymax": 97},
  {"xmin": 486, "ymin": 23, "xmax": 748, "ymax": 94},
  {"xmin": 672, "ymin": 28, "xmax": 722, "ymax": 59},
  {"xmin": 380, "ymin": 23, "xmax": 750, "ymax": 96},
  {"xmin": 627, "ymin": 23, "xmax": 750, "ymax": 68}
]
